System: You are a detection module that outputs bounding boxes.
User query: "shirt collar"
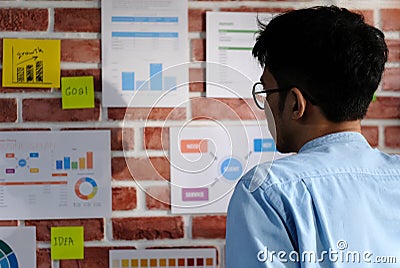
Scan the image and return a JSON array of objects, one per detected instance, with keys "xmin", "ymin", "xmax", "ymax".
[{"xmin": 298, "ymin": 131, "xmax": 369, "ymax": 153}]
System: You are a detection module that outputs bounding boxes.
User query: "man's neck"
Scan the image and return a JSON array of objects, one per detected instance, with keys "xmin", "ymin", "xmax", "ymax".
[{"xmin": 294, "ymin": 120, "xmax": 362, "ymax": 152}]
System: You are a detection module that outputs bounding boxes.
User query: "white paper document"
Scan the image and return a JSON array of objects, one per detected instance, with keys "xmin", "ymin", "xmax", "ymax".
[
  {"xmin": 102, "ymin": 0, "xmax": 189, "ymax": 107},
  {"xmin": 170, "ymin": 125, "xmax": 285, "ymax": 214},
  {"xmin": 206, "ymin": 12, "xmax": 274, "ymax": 98},
  {"xmin": 0, "ymin": 227, "xmax": 36, "ymax": 268},
  {"xmin": 0, "ymin": 131, "xmax": 111, "ymax": 220}
]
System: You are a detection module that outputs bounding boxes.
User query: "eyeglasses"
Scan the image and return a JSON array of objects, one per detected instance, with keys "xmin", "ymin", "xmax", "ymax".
[
  {"xmin": 252, "ymin": 82, "xmax": 318, "ymax": 110},
  {"xmin": 252, "ymin": 82, "xmax": 292, "ymax": 110}
]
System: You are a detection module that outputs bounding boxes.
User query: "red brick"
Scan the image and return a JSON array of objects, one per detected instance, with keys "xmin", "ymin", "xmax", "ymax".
[
  {"xmin": 145, "ymin": 186, "xmax": 171, "ymax": 210},
  {"xmin": 112, "ymin": 157, "xmax": 170, "ymax": 181},
  {"xmin": 192, "ymin": 215, "xmax": 226, "ymax": 239},
  {"xmin": 61, "ymin": 39, "xmax": 100, "ymax": 63},
  {"xmin": 359, "ymin": 10, "xmax": 374, "ymax": 26},
  {"xmin": 25, "ymin": 219, "xmax": 104, "ymax": 241},
  {"xmin": 192, "ymin": 39, "xmax": 205, "ymax": 61},
  {"xmin": 0, "ymin": 220, "xmax": 18, "ymax": 226},
  {"xmin": 220, "ymin": 7, "xmax": 290, "ymax": 13},
  {"xmin": 382, "ymin": 68, "xmax": 400, "ymax": 91},
  {"xmin": 366, "ymin": 97, "xmax": 400, "ymax": 119},
  {"xmin": 37, "ymin": 248, "xmax": 51, "ymax": 268},
  {"xmin": 112, "ymin": 217, "xmax": 184, "ymax": 240},
  {"xmin": 114, "ymin": 127, "xmax": 134, "ymax": 151},
  {"xmin": 112, "ymin": 187, "xmax": 137, "ymax": 211},
  {"xmin": 387, "ymin": 40, "xmax": 400, "ymax": 63},
  {"xmin": 55, "ymin": 8, "xmax": 101, "ymax": 32},
  {"xmin": 60, "ymin": 69, "xmax": 101, "ymax": 92},
  {"xmin": 381, "ymin": 9, "xmax": 400, "ymax": 31},
  {"xmin": 385, "ymin": 126, "xmax": 400, "ymax": 148},
  {"xmin": 60, "ymin": 247, "xmax": 135, "ymax": 268},
  {"xmin": 0, "ymin": 99, "xmax": 17, "ymax": 122},
  {"xmin": 361, "ymin": 126, "xmax": 379, "ymax": 147},
  {"xmin": 191, "ymin": 97, "xmax": 264, "ymax": 120},
  {"xmin": 61, "ymin": 127, "xmax": 134, "ymax": 151},
  {"xmin": 144, "ymin": 127, "xmax": 169, "ymax": 150},
  {"xmin": 189, "ymin": 9, "xmax": 209, "ymax": 32},
  {"xmin": 189, "ymin": 68, "xmax": 205, "ymax": 92},
  {"xmin": 22, "ymin": 98, "xmax": 100, "ymax": 122},
  {"xmin": 0, "ymin": 8, "xmax": 48, "ymax": 31},
  {"xmin": 108, "ymin": 107, "xmax": 186, "ymax": 121}
]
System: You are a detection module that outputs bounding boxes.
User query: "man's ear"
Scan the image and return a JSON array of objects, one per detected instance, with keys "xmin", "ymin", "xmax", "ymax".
[{"xmin": 290, "ymin": 87, "xmax": 307, "ymax": 120}]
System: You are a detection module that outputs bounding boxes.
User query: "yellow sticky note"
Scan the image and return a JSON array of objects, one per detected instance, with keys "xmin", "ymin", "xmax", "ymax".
[
  {"xmin": 2, "ymin": 38, "xmax": 60, "ymax": 88},
  {"xmin": 61, "ymin": 76, "xmax": 95, "ymax": 109},
  {"xmin": 51, "ymin": 226, "xmax": 84, "ymax": 260}
]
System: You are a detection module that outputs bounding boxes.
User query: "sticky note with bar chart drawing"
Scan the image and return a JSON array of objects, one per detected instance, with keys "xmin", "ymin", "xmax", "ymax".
[{"xmin": 2, "ymin": 39, "xmax": 60, "ymax": 88}]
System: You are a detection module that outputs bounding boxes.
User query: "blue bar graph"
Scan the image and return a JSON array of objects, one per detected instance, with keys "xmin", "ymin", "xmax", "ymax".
[
  {"xmin": 122, "ymin": 72, "xmax": 135, "ymax": 91},
  {"xmin": 64, "ymin": 157, "xmax": 71, "ymax": 170},
  {"xmin": 150, "ymin": 63, "xmax": 162, "ymax": 91},
  {"xmin": 56, "ymin": 160, "xmax": 63, "ymax": 170},
  {"xmin": 120, "ymin": 63, "xmax": 177, "ymax": 92},
  {"xmin": 164, "ymin": 76, "xmax": 176, "ymax": 91},
  {"xmin": 136, "ymin": 80, "xmax": 148, "ymax": 90}
]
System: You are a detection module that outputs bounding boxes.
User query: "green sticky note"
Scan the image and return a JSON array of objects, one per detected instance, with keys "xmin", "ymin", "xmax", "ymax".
[
  {"xmin": 51, "ymin": 226, "xmax": 84, "ymax": 260},
  {"xmin": 61, "ymin": 76, "xmax": 94, "ymax": 109},
  {"xmin": 372, "ymin": 94, "xmax": 377, "ymax": 102}
]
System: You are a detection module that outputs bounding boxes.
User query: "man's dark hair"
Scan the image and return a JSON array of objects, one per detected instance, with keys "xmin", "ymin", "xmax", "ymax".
[{"xmin": 252, "ymin": 6, "xmax": 388, "ymax": 122}]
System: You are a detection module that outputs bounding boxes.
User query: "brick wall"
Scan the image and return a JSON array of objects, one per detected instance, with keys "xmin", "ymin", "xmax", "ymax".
[{"xmin": 0, "ymin": 1, "xmax": 399, "ymax": 267}]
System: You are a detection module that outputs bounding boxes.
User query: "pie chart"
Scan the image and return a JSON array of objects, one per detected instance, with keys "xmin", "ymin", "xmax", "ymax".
[
  {"xmin": 74, "ymin": 177, "xmax": 98, "ymax": 200},
  {"xmin": 0, "ymin": 240, "xmax": 18, "ymax": 268}
]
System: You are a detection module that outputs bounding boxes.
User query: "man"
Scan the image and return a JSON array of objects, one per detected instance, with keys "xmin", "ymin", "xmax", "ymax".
[{"xmin": 226, "ymin": 6, "xmax": 400, "ymax": 267}]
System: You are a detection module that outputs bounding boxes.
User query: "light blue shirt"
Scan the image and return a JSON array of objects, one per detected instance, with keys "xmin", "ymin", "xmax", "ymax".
[{"xmin": 226, "ymin": 132, "xmax": 400, "ymax": 267}]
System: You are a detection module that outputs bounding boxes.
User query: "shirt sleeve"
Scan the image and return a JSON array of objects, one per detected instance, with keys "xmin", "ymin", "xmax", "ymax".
[{"xmin": 226, "ymin": 179, "xmax": 298, "ymax": 268}]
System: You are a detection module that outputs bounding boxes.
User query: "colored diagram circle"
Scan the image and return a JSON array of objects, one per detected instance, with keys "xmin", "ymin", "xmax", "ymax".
[
  {"xmin": 219, "ymin": 157, "xmax": 243, "ymax": 181},
  {"xmin": 17, "ymin": 159, "xmax": 26, "ymax": 167},
  {"xmin": 0, "ymin": 240, "xmax": 19, "ymax": 268},
  {"xmin": 75, "ymin": 177, "xmax": 98, "ymax": 200}
]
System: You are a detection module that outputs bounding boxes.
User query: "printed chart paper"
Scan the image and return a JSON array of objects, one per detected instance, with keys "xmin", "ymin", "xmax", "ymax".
[
  {"xmin": 0, "ymin": 227, "xmax": 36, "ymax": 268},
  {"xmin": 2, "ymin": 39, "xmax": 60, "ymax": 88},
  {"xmin": 0, "ymin": 131, "xmax": 111, "ymax": 220},
  {"xmin": 206, "ymin": 12, "xmax": 274, "ymax": 98},
  {"xmin": 110, "ymin": 248, "xmax": 216, "ymax": 268},
  {"xmin": 102, "ymin": 0, "xmax": 189, "ymax": 107},
  {"xmin": 170, "ymin": 125, "xmax": 285, "ymax": 214}
]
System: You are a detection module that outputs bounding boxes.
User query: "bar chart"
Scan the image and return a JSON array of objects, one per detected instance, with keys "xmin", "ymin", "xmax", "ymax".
[
  {"xmin": 16, "ymin": 60, "xmax": 44, "ymax": 83},
  {"xmin": 55, "ymin": 152, "xmax": 94, "ymax": 170},
  {"xmin": 121, "ymin": 63, "xmax": 177, "ymax": 92}
]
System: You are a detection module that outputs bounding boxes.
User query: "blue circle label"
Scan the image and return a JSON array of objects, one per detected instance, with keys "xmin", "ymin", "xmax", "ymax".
[
  {"xmin": 18, "ymin": 159, "xmax": 27, "ymax": 167},
  {"xmin": 220, "ymin": 157, "xmax": 243, "ymax": 181}
]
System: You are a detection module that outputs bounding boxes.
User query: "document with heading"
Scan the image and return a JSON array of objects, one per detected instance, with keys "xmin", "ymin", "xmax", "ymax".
[
  {"xmin": 206, "ymin": 12, "xmax": 274, "ymax": 98},
  {"xmin": 102, "ymin": 0, "xmax": 189, "ymax": 107},
  {"xmin": 0, "ymin": 131, "xmax": 111, "ymax": 220}
]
